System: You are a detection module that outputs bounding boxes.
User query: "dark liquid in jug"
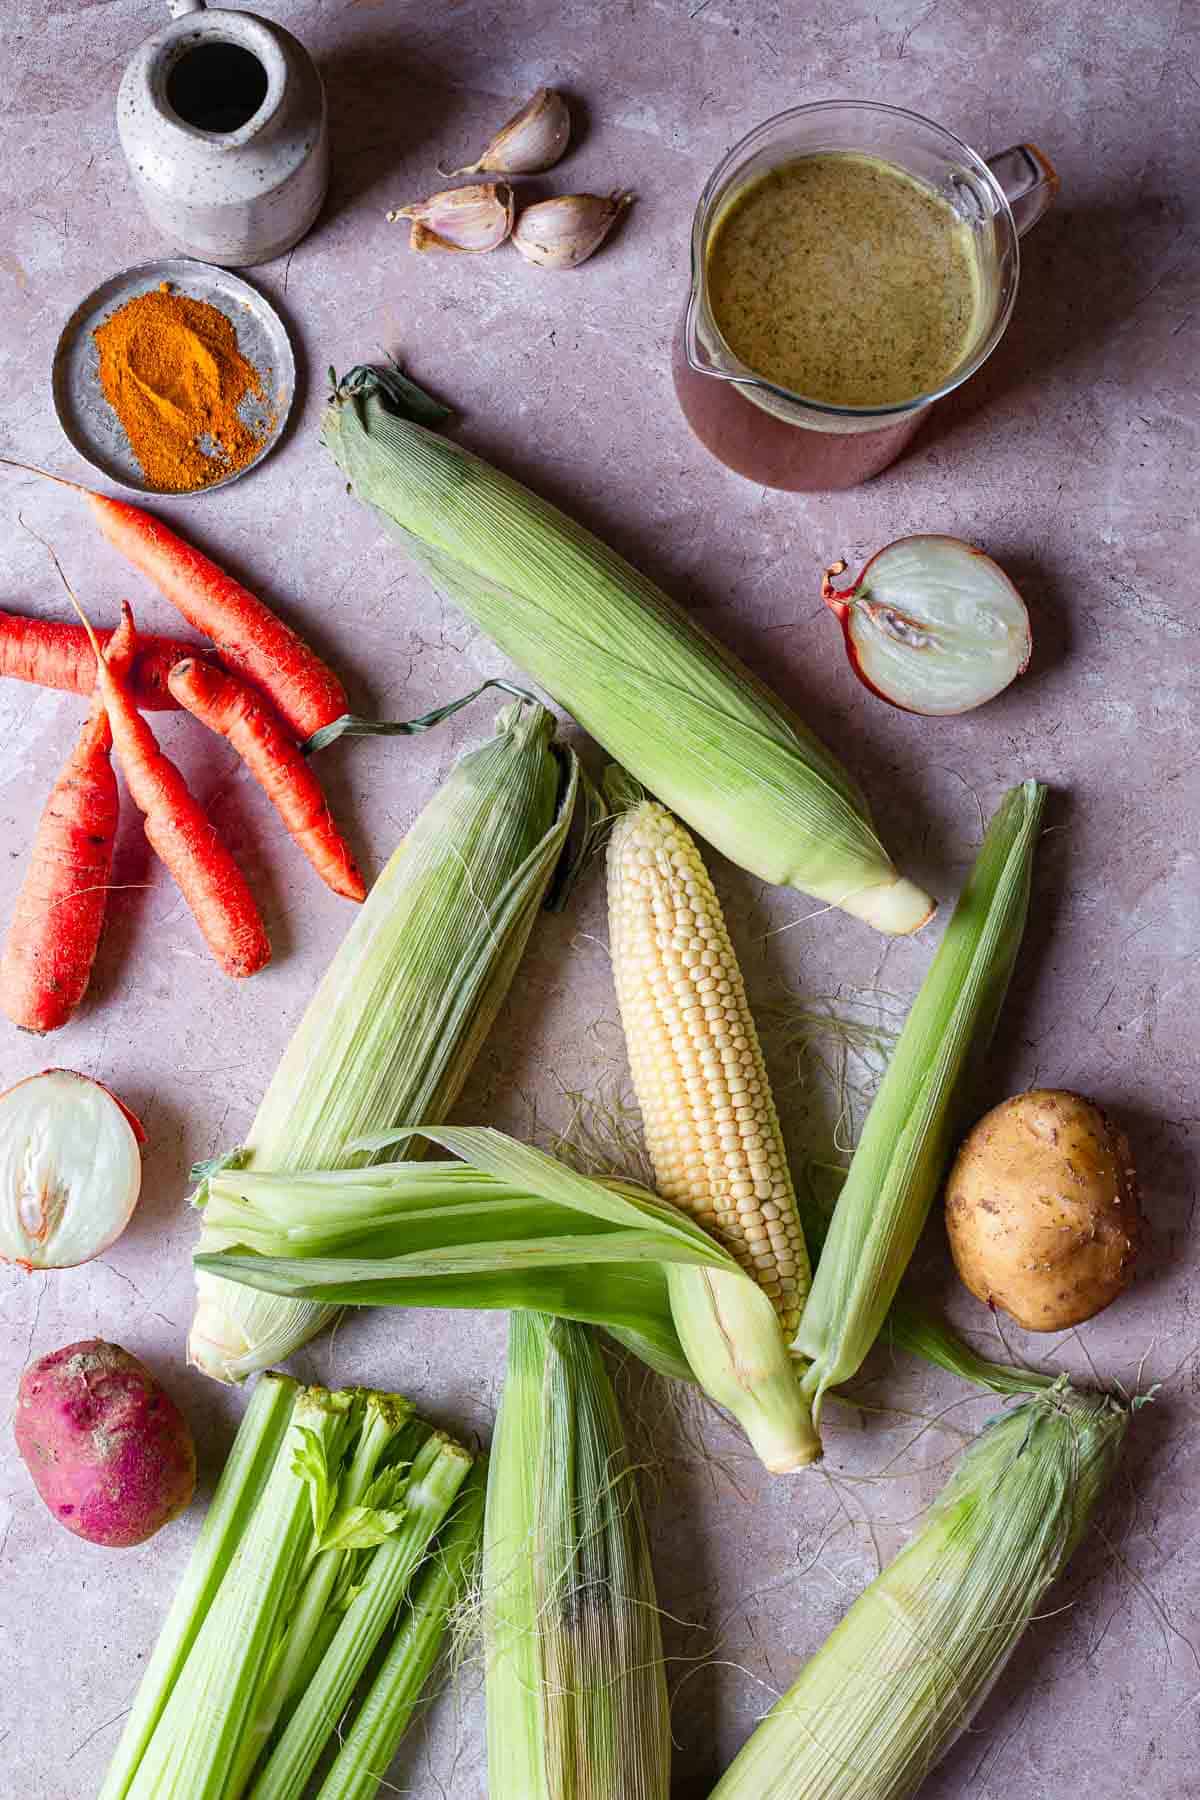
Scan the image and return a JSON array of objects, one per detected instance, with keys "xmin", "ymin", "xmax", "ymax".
[{"xmin": 675, "ymin": 151, "xmax": 982, "ymax": 490}]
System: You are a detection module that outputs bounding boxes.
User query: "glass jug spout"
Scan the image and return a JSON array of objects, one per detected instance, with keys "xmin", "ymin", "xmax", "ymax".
[{"xmin": 682, "ymin": 284, "xmax": 742, "ymax": 384}]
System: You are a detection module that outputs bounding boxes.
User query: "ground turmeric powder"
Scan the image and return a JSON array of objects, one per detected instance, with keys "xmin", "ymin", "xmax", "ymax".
[{"xmin": 93, "ymin": 284, "xmax": 272, "ymax": 493}]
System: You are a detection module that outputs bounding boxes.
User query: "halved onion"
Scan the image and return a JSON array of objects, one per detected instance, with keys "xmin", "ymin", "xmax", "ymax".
[
  {"xmin": 822, "ymin": 535, "xmax": 1032, "ymax": 716},
  {"xmin": 0, "ymin": 1070, "xmax": 143, "ymax": 1269}
]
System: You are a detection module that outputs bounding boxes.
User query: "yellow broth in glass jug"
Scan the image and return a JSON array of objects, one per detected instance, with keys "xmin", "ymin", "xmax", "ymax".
[
  {"xmin": 674, "ymin": 103, "xmax": 1058, "ymax": 490},
  {"xmin": 706, "ymin": 153, "xmax": 982, "ymax": 408}
]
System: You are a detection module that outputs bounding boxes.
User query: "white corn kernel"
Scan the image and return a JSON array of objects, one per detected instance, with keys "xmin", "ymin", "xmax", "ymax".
[{"xmin": 608, "ymin": 798, "xmax": 812, "ymax": 1335}]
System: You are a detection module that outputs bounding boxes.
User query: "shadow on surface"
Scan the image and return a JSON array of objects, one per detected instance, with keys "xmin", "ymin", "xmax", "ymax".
[{"xmin": 318, "ymin": 42, "xmax": 472, "ymax": 221}]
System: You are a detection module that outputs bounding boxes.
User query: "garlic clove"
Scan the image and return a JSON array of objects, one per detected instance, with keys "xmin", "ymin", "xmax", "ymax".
[
  {"xmin": 388, "ymin": 181, "xmax": 516, "ymax": 253},
  {"xmin": 407, "ymin": 221, "xmax": 442, "ymax": 254},
  {"xmin": 511, "ymin": 190, "xmax": 634, "ymax": 270},
  {"xmin": 441, "ymin": 87, "xmax": 571, "ymax": 178}
]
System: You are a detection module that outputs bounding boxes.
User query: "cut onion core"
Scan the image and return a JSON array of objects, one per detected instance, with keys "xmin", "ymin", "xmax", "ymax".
[
  {"xmin": 822, "ymin": 535, "xmax": 1032, "ymax": 716},
  {"xmin": 0, "ymin": 1069, "xmax": 142, "ymax": 1269}
]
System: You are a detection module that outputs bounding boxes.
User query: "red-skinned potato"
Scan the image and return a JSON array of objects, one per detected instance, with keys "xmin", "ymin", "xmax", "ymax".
[
  {"xmin": 14, "ymin": 1339, "xmax": 196, "ymax": 1547},
  {"xmin": 945, "ymin": 1089, "xmax": 1139, "ymax": 1331}
]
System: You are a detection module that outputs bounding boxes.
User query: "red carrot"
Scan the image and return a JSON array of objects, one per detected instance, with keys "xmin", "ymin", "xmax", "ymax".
[
  {"xmin": 86, "ymin": 496, "xmax": 347, "ymax": 742},
  {"xmin": 85, "ymin": 603, "xmax": 270, "ymax": 979},
  {"xmin": 168, "ymin": 659, "xmax": 367, "ymax": 902},
  {"xmin": 0, "ymin": 610, "xmax": 204, "ymax": 709},
  {"xmin": 1, "ymin": 460, "xmax": 347, "ymax": 741},
  {"xmin": 0, "ymin": 611, "xmax": 136, "ymax": 1032}
]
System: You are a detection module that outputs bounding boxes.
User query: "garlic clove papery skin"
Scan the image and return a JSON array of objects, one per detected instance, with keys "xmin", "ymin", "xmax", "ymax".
[
  {"xmin": 0, "ymin": 1070, "xmax": 142, "ymax": 1269},
  {"xmin": 441, "ymin": 86, "xmax": 571, "ymax": 177},
  {"xmin": 390, "ymin": 181, "xmax": 515, "ymax": 253},
  {"xmin": 511, "ymin": 191, "xmax": 634, "ymax": 270}
]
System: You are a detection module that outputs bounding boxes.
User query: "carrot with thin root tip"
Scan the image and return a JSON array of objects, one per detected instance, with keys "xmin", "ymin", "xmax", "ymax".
[
  {"xmin": 0, "ymin": 610, "xmax": 204, "ymax": 709},
  {"xmin": 87, "ymin": 496, "xmax": 347, "ymax": 742},
  {"xmin": 0, "ymin": 611, "xmax": 136, "ymax": 1032},
  {"xmin": 0, "ymin": 459, "xmax": 347, "ymax": 740},
  {"xmin": 168, "ymin": 659, "xmax": 366, "ymax": 902},
  {"xmin": 70, "ymin": 594, "xmax": 271, "ymax": 980}
]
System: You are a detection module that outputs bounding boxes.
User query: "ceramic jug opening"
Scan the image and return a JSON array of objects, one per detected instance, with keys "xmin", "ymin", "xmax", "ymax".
[{"xmin": 167, "ymin": 42, "xmax": 269, "ymax": 135}]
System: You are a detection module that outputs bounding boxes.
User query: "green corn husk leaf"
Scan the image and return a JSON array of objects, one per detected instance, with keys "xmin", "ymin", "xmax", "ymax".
[
  {"xmin": 710, "ymin": 1382, "xmax": 1128, "ymax": 1800},
  {"xmin": 795, "ymin": 781, "xmax": 1046, "ymax": 1426},
  {"xmin": 485, "ymin": 1312, "xmax": 671, "ymax": 1800},
  {"xmin": 198, "ymin": 1126, "xmax": 739, "ymax": 1386},
  {"xmin": 197, "ymin": 1127, "xmax": 1052, "ymax": 1454},
  {"xmin": 321, "ymin": 363, "xmax": 934, "ymax": 937},
  {"xmin": 189, "ymin": 702, "xmax": 578, "ymax": 1384},
  {"xmin": 316, "ymin": 1461, "xmax": 488, "ymax": 1800},
  {"xmin": 199, "ymin": 1127, "xmax": 818, "ymax": 1472},
  {"xmin": 881, "ymin": 1296, "xmax": 1055, "ymax": 1397}
]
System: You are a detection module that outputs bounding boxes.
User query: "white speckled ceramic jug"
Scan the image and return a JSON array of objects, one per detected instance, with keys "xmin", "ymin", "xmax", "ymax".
[{"xmin": 117, "ymin": 0, "xmax": 329, "ymax": 268}]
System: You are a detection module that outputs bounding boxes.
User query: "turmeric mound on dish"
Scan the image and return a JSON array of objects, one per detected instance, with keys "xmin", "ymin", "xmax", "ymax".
[{"xmin": 93, "ymin": 283, "xmax": 272, "ymax": 492}]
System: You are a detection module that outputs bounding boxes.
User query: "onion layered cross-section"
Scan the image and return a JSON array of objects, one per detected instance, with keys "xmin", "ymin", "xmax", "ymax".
[
  {"xmin": 822, "ymin": 535, "xmax": 1032, "ymax": 716},
  {"xmin": 0, "ymin": 1069, "xmax": 142, "ymax": 1269}
]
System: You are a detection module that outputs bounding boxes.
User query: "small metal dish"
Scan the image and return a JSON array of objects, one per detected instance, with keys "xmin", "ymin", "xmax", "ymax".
[{"xmin": 52, "ymin": 258, "xmax": 295, "ymax": 496}]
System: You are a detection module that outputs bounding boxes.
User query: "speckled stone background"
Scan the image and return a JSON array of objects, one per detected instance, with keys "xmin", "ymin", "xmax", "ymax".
[{"xmin": 1, "ymin": 3, "xmax": 1197, "ymax": 1796}]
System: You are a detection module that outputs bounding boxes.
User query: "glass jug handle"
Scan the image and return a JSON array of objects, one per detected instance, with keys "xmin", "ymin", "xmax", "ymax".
[{"xmin": 985, "ymin": 144, "xmax": 1059, "ymax": 237}]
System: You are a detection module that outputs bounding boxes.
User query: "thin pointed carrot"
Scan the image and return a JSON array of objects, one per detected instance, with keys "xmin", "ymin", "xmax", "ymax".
[
  {"xmin": 0, "ymin": 610, "xmax": 203, "ymax": 709},
  {"xmin": 0, "ymin": 611, "xmax": 136, "ymax": 1032},
  {"xmin": 167, "ymin": 659, "xmax": 366, "ymax": 902},
  {"xmin": 86, "ymin": 496, "xmax": 347, "ymax": 742},
  {"xmin": 82, "ymin": 602, "xmax": 271, "ymax": 979},
  {"xmin": 0, "ymin": 460, "xmax": 347, "ymax": 740}
]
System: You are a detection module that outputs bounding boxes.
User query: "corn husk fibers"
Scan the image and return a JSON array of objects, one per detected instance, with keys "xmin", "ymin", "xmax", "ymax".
[
  {"xmin": 189, "ymin": 702, "xmax": 576, "ymax": 1383},
  {"xmin": 485, "ymin": 1311, "xmax": 671, "ymax": 1800},
  {"xmin": 710, "ymin": 1383, "xmax": 1128, "ymax": 1800},
  {"xmin": 321, "ymin": 363, "xmax": 933, "ymax": 936}
]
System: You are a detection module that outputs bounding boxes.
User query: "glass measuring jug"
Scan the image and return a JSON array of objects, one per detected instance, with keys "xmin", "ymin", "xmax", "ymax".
[{"xmin": 673, "ymin": 101, "xmax": 1057, "ymax": 490}]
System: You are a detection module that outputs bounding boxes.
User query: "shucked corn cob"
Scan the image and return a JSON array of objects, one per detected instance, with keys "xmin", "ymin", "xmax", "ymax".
[
  {"xmin": 608, "ymin": 796, "xmax": 810, "ymax": 1335},
  {"xmin": 608, "ymin": 791, "xmax": 818, "ymax": 1470}
]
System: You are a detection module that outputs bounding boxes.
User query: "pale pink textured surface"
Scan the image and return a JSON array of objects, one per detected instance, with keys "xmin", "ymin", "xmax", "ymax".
[{"xmin": 1, "ymin": 4, "xmax": 1198, "ymax": 1797}]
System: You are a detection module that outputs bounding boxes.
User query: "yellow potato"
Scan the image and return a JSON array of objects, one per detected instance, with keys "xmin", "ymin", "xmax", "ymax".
[{"xmin": 945, "ymin": 1089, "xmax": 1139, "ymax": 1331}]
